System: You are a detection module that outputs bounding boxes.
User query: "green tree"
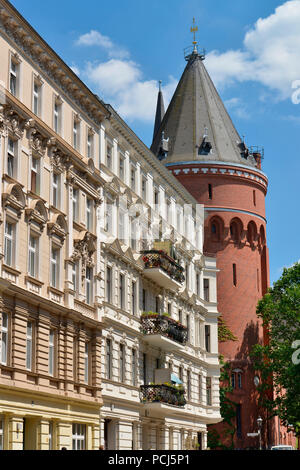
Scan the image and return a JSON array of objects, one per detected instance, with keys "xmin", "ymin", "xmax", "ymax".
[{"xmin": 251, "ymin": 262, "xmax": 300, "ymax": 442}]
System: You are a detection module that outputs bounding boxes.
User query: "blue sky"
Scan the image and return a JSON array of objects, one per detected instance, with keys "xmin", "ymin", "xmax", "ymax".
[{"xmin": 10, "ymin": 0, "xmax": 300, "ymax": 284}]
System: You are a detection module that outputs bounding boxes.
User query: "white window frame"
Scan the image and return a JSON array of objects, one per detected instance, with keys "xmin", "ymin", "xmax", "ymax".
[
  {"xmin": 50, "ymin": 244, "xmax": 60, "ymax": 289},
  {"xmin": 7, "ymin": 137, "xmax": 17, "ymax": 178},
  {"xmin": 106, "ymin": 141, "xmax": 112, "ymax": 169},
  {"xmin": 9, "ymin": 57, "xmax": 19, "ymax": 97},
  {"xmin": 72, "ymin": 424, "xmax": 86, "ymax": 450},
  {"xmin": 49, "ymin": 330, "xmax": 55, "ymax": 376},
  {"xmin": 73, "ymin": 117, "xmax": 81, "ymax": 152},
  {"xmin": 28, "ymin": 233, "xmax": 39, "ymax": 278},
  {"xmin": 84, "ymin": 342, "xmax": 89, "ymax": 384},
  {"xmin": 86, "ymin": 267, "xmax": 93, "ymax": 305},
  {"xmin": 72, "ymin": 188, "xmax": 79, "ymax": 222},
  {"xmin": 86, "ymin": 197, "xmax": 93, "ymax": 232},
  {"xmin": 4, "ymin": 220, "xmax": 16, "ymax": 267},
  {"xmin": 30, "ymin": 155, "xmax": 41, "ymax": 195},
  {"xmin": 26, "ymin": 321, "xmax": 33, "ymax": 371},
  {"xmin": 72, "ymin": 261, "xmax": 79, "ymax": 297},
  {"xmin": 1, "ymin": 313, "xmax": 8, "ymax": 366},
  {"xmin": 87, "ymin": 131, "xmax": 94, "ymax": 159},
  {"xmin": 33, "ymin": 79, "xmax": 42, "ymax": 117}
]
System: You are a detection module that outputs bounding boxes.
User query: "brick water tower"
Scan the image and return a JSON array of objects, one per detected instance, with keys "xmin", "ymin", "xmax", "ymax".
[{"xmin": 151, "ymin": 40, "xmax": 271, "ymax": 448}]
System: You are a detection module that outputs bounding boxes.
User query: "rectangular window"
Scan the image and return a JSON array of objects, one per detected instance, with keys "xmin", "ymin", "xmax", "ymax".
[
  {"xmin": 155, "ymin": 296, "xmax": 160, "ymax": 314},
  {"xmin": 106, "ymin": 143, "xmax": 112, "ymax": 169},
  {"xmin": 84, "ymin": 342, "xmax": 89, "ymax": 384},
  {"xmin": 208, "ymin": 184, "xmax": 213, "ymax": 200},
  {"xmin": 119, "ymin": 274, "xmax": 125, "ymax": 309},
  {"xmin": 142, "ymin": 289, "xmax": 146, "ymax": 311},
  {"xmin": 31, "ymin": 156, "xmax": 40, "ymax": 194},
  {"xmin": 72, "ymin": 188, "xmax": 79, "ymax": 222},
  {"xmin": 179, "ymin": 366, "xmax": 183, "ymax": 382},
  {"xmin": 1, "ymin": 313, "xmax": 8, "ymax": 365},
  {"xmin": 52, "ymin": 173, "xmax": 60, "ymax": 208},
  {"xmin": 130, "ymin": 167, "xmax": 136, "ymax": 191},
  {"xmin": 196, "ymin": 273, "xmax": 200, "ymax": 297},
  {"xmin": 73, "ymin": 119, "xmax": 80, "ymax": 150},
  {"xmin": 132, "ymin": 349, "xmax": 136, "ymax": 386},
  {"xmin": 105, "ymin": 200, "xmax": 113, "ymax": 233},
  {"xmin": 49, "ymin": 330, "xmax": 55, "ymax": 376},
  {"xmin": 7, "ymin": 138, "xmax": 16, "ymax": 178},
  {"xmin": 86, "ymin": 198, "xmax": 93, "ymax": 232},
  {"xmin": 205, "ymin": 325, "xmax": 211, "ymax": 352},
  {"xmin": 199, "ymin": 374, "xmax": 202, "ymax": 403},
  {"xmin": 231, "ymin": 372, "xmax": 236, "ymax": 389},
  {"xmin": 119, "ymin": 153, "xmax": 125, "ymax": 180},
  {"xmin": 236, "ymin": 404, "xmax": 242, "ymax": 438},
  {"xmin": 26, "ymin": 321, "xmax": 33, "ymax": 371},
  {"xmin": 178, "ymin": 309, "xmax": 182, "ymax": 324},
  {"xmin": 206, "ymin": 377, "xmax": 212, "ymax": 406},
  {"xmin": 168, "ymin": 302, "xmax": 171, "ymax": 317},
  {"xmin": 4, "ymin": 221, "xmax": 15, "ymax": 267},
  {"xmin": 130, "ymin": 216, "xmax": 137, "ymax": 251},
  {"xmin": 132, "ymin": 281, "xmax": 136, "ymax": 315},
  {"xmin": 233, "ymin": 263, "xmax": 237, "ymax": 286},
  {"xmin": 86, "ymin": 267, "xmax": 93, "ymax": 305},
  {"xmin": 143, "ymin": 353, "xmax": 147, "ymax": 384},
  {"xmin": 106, "ymin": 338, "xmax": 112, "ymax": 380},
  {"xmin": 72, "ymin": 424, "xmax": 86, "ymax": 451},
  {"xmin": 203, "ymin": 278, "xmax": 210, "ymax": 302},
  {"xmin": 33, "ymin": 80, "xmax": 41, "ymax": 116},
  {"xmin": 154, "ymin": 188, "xmax": 159, "ymax": 206},
  {"xmin": 141, "ymin": 177, "xmax": 147, "ymax": 200},
  {"xmin": 119, "ymin": 344, "xmax": 125, "ymax": 382},
  {"xmin": 9, "ymin": 58, "xmax": 18, "ymax": 96},
  {"xmin": 106, "ymin": 267, "xmax": 112, "ymax": 303},
  {"xmin": 185, "ymin": 263, "xmax": 189, "ymax": 289},
  {"xmin": 253, "ymin": 190, "xmax": 256, "ymax": 206},
  {"xmin": 87, "ymin": 132, "xmax": 93, "ymax": 159},
  {"xmin": 28, "ymin": 235, "xmax": 38, "ymax": 278},
  {"xmin": 50, "ymin": 245, "xmax": 60, "ymax": 288},
  {"xmin": 238, "ymin": 372, "xmax": 242, "ymax": 389},
  {"xmin": 0, "ymin": 417, "xmax": 3, "ymax": 451},
  {"xmin": 186, "ymin": 314, "xmax": 190, "ymax": 342},
  {"xmin": 72, "ymin": 262, "xmax": 79, "ymax": 296},
  {"xmin": 53, "ymin": 100, "xmax": 62, "ymax": 134},
  {"xmin": 187, "ymin": 370, "xmax": 191, "ymax": 401}
]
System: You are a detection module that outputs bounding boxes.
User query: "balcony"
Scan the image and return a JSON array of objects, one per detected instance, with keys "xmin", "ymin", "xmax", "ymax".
[
  {"xmin": 141, "ymin": 313, "xmax": 188, "ymax": 351},
  {"xmin": 141, "ymin": 250, "xmax": 185, "ymax": 290},
  {"xmin": 140, "ymin": 384, "xmax": 186, "ymax": 411}
]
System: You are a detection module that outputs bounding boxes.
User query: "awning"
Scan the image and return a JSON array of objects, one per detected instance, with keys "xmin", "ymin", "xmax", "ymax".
[{"xmin": 171, "ymin": 373, "xmax": 183, "ymax": 385}]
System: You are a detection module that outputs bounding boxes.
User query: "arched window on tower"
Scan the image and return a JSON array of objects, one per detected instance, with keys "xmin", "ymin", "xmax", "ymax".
[
  {"xmin": 210, "ymin": 217, "xmax": 223, "ymax": 242},
  {"xmin": 230, "ymin": 218, "xmax": 243, "ymax": 244},
  {"xmin": 247, "ymin": 221, "xmax": 257, "ymax": 245}
]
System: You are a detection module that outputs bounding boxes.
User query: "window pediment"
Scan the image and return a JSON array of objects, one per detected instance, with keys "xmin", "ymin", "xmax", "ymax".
[{"xmin": 2, "ymin": 183, "xmax": 26, "ymax": 216}]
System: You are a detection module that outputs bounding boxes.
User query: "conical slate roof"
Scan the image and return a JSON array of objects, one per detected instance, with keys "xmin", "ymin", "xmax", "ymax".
[
  {"xmin": 152, "ymin": 81, "xmax": 165, "ymax": 142},
  {"xmin": 151, "ymin": 49, "xmax": 256, "ymax": 168}
]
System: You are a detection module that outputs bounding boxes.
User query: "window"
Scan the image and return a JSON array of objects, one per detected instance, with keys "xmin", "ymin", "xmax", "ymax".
[
  {"xmin": 130, "ymin": 216, "xmax": 137, "ymax": 251},
  {"xmin": 155, "ymin": 296, "xmax": 160, "ymax": 314},
  {"xmin": 253, "ymin": 190, "xmax": 256, "ymax": 206},
  {"xmin": 168, "ymin": 302, "xmax": 171, "ymax": 317},
  {"xmin": 206, "ymin": 377, "xmax": 212, "ymax": 406},
  {"xmin": 233, "ymin": 263, "xmax": 237, "ymax": 286},
  {"xmin": 105, "ymin": 200, "xmax": 113, "ymax": 233},
  {"xmin": 130, "ymin": 167, "xmax": 136, "ymax": 191},
  {"xmin": 205, "ymin": 325, "xmax": 211, "ymax": 352},
  {"xmin": 0, "ymin": 417, "xmax": 3, "ymax": 450},
  {"xmin": 72, "ymin": 424, "xmax": 86, "ymax": 450},
  {"xmin": 4, "ymin": 221, "xmax": 15, "ymax": 267},
  {"xmin": 119, "ymin": 274, "xmax": 125, "ymax": 309},
  {"xmin": 73, "ymin": 118, "xmax": 80, "ymax": 151},
  {"xmin": 203, "ymin": 278, "xmax": 210, "ymax": 302},
  {"xmin": 119, "ymin": 153, "xmax": 125, "ymax": 180},
  {"xmin": 185, "ymin": 263, "xmax": 189, "ymax": 289},
  {"xmin": 7, "ymin": 138, "xmax": 16, "ymax": 178},
  {"xmin": 106, "ymin": 267, "xmax": 112, "ymax": 303},
  {"xmin": 143, "ymin": 353, "xmax": 147, "ymax": 384},
  {"xmin": 28, "ymin": 234, "xmax": 38, "ymax": 278},
  {"xmin": 30, "ymin": 156, "xmax": 40, "ymax": 194},
  {"xmin": 118, "ymin": 209, "xmax": 125, "ymax": 241},
  {"xmin": 196, "ymin": 273, "xmax": 200, "ymax": 297},
  {"xmin": 87, "ymin": 131, "xmax": 94, "ymax": 159},
  {"xmin": 72, "ymin": 188, "xmax": 79, "ymax": 222},
  {"xmin": 50, "ymin": 245, "xmax": 60, "ymax": 288},
  {"xmin": 72, "ymin": 262, "xmax": 79, "ymax": 296},
  {"xmin": 86, "ymin": 267, "xmax": 93, "ymax": 305},
  {"xmin": 198, "ymin": 374, "xmax": 202, "ymax": 403},
  {"xmin": 1, "ymin": 313, "xmax": 8, "ymax": 365},
  {"xmin": 208, "ymin": 184, "xmax": 213, "ymax": 200},
  {"xmin": 132, "ymin": 281, "xmax": 136, "ymax": 315},
  {"xmin": 106, "ymin": 338, "xmax": 112, "ymax": 379},
  {"xmin": 231, "ymin": 372, "xmax": 236, "ymax": 389},
  {"xmin": 179, "ymin": 366, "xmax": 183, "ymax": 382},
  {"xmin": 26, "ymin": 321, "xmax": 33, "ymax": 370},
  {"xmin": 49, "ymin": 422, "xmax": 53, "ymax": 450},
  {"xmin": 142, "ymin": 289, "xmax": 146, "ymax": 311},
  {"xmin": 106, "ymin": 143, "xmax": 112, "ymax": 169},
  {"xmin": 238, "ymin": 372, "xmax": 242, "ymax": 389},
  {"xmin": 178, "ymin": 309, "xmax": 182, "ymax": 324},
  {"xmin": 53, "ymin": 99, "xmax": 62, "ymax": 134},
  {"xmin": 186, "ymin": 314, "xmax": 190, "ymax": 342},
  {"xmin": 187, "ymin": 370, "xmax": 191, "ymax": 401},
  {"xmin": 9, "ymin": 58, "xmax": 18, "ymax": 96},
  {"xmin": 154, "ymin": 188, "xmax": 159, "ymax": 206},
  {"xmin": 86, "ymin": 198, "xmax": 93, "ymax": 232},
  {"xmin": 119, "ymin": 344, "xmax": 125, "ymax": 382},
  {"xmin": 49, "ymin": 330, "xmax": 55, "ymax": 376},
  {"xmin": 33, "ymin": 80, "xmax": 42, "ymax": 116},
  {"xmin": 84, "ymin": 342, "xmax": 89, "ymax": 384},
  {"xmin": 141, "ymin": 177, "xmax": 147, "ymax": 200},
  {"xmin": 132, "ymin": 349, "xmax": 137, "ymax": 386},
  {"xmin": 52, "ymin": 173, "xmax": 61, "ymax": 208}
]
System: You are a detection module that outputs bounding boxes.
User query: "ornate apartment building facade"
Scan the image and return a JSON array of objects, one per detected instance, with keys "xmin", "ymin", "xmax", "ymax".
[{"xmin": 0, "ymin": 0, "xmax": 221, "ymax": 450}]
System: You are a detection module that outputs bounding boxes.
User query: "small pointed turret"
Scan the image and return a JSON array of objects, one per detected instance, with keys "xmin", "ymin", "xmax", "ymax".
[{"xmin": 152, "ymin": 80, "xmax": 165, "ymax": 144}]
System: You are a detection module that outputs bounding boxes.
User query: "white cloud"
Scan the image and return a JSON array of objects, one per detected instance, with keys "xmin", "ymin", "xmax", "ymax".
[
  {"xmin": 84, "ymin": 59, "xmax": 178, "ymax": 122},
  {"xmin": 205, "ymin": 0, "xmax": 300, "ymax": 100},
  {"xmin": 76, "ymin": 29, "xmax": 129, "ymax": 59},
  {"xmin": 224, "ymin": 97, "xmax": 250, "ymax": 119}
]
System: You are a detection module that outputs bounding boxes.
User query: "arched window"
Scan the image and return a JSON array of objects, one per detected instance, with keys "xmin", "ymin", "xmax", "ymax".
[
  {"xmin": 229, "ymin": 218, "xmax": 243, "ymax": 243},
  {"xmin": 209, "ymin": 217, "xmax": 223, "ymax": 242},
  {"xmin": 247, "ymin": 221, "xmax": 257, "ymax": 244}
]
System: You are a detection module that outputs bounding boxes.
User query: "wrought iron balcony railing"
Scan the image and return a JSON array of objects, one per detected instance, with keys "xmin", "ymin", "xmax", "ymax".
[
  {"xmin": 141, "ymin": 314, "xmax": 188, "ymax": 345},
  {"xmin": 140, "ymin": 384, "xmax": 186, "ymax": 407},
  {"xmin": 141, "ymin": 250, "xmax": 185, "ymax": 284}
]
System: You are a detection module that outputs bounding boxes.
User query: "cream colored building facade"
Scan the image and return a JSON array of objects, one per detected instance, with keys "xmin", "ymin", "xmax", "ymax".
[{"xmin": 0, "ymin": 0, "xmax": 221, "ymax": 450}]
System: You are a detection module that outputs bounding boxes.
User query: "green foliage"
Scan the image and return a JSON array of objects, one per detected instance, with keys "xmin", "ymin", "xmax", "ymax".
[{"xmin": 251, "ymin": 262, "xmax": 300, "ymax": 438}]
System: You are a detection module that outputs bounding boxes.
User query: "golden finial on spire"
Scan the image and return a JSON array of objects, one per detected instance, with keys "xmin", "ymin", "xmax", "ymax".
[{"xmin": 190, "ymin": 17, "xmax": 198, "ymax": 45}]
